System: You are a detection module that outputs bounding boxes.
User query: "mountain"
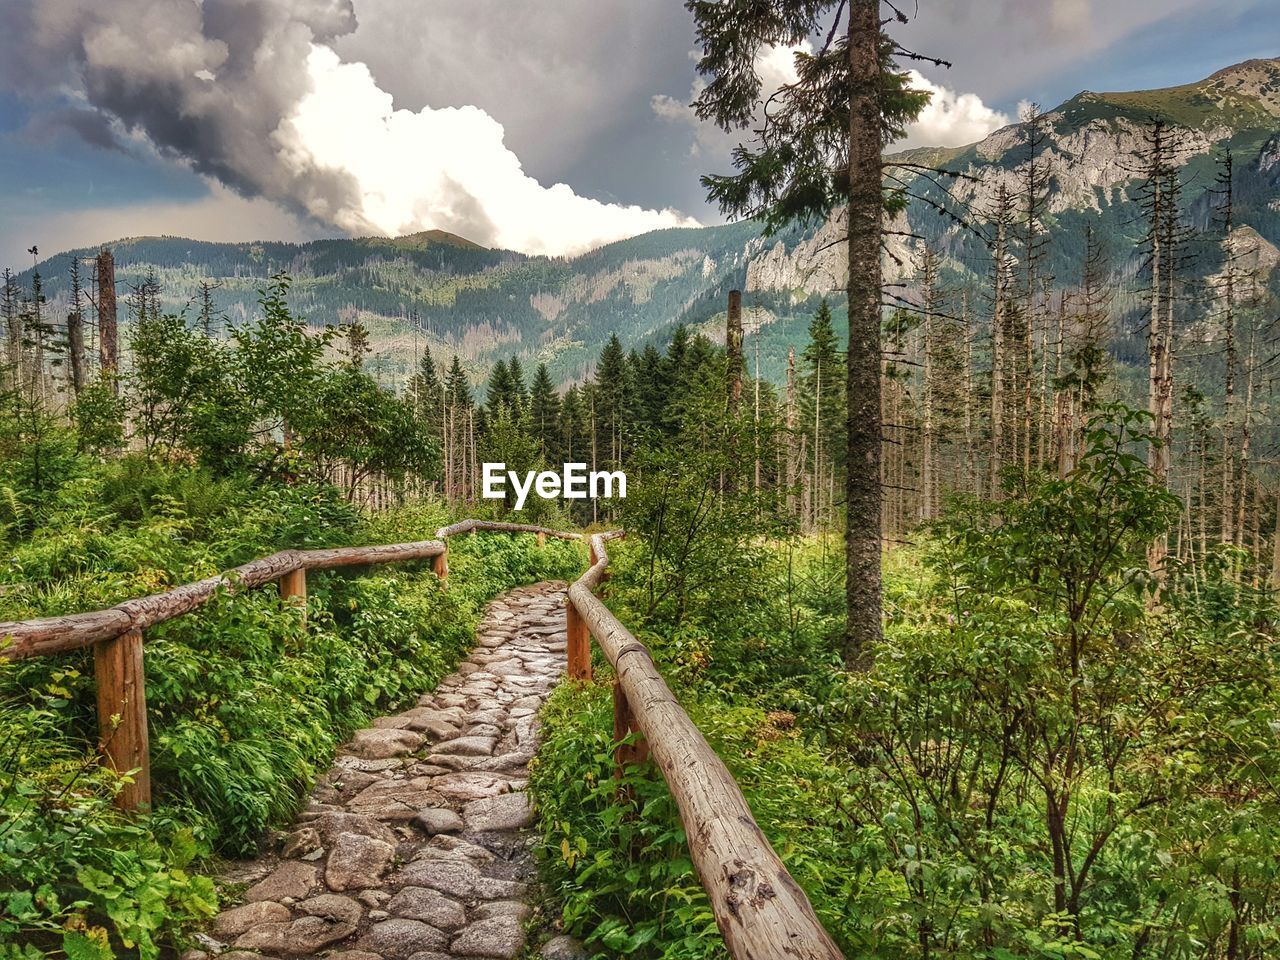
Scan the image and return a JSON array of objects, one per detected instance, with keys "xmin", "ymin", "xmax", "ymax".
[{"xmin": 14, "ymin": 58, "xmax": 1280, "ymax": 391}]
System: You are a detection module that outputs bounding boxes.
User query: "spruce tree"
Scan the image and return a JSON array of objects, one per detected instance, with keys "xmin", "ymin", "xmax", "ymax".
[
  {"xmin": 528, "ymin": 362, "xmax": 561, "ymax": 459},
  {"xmin": 507, "ymin": 356, "xmax": 529, "ymax": 410},
  {"xmin": 687, "ymin": 0, "xmax": 932, "ymax": 665},
  {"xmin": 633, "ymin": 343, "xmax": 667, "ymax": 439},
  {"xmin": 594, "ymin": 334, "xmax": 630, "ymax": 467},
  {"xmin": 409, "ymin": 347, "xmax": 442, "ymax": 435},
  {"xmin": 485, "ymin": 359, "xmax": 515, "ymax": 422}
]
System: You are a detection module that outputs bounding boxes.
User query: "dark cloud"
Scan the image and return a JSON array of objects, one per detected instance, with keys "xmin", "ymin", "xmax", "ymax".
[
  {"xmin": 21, "ymin": 106, "xmax": 126, "ymax": 152},
  {"xmin": 0, "ymin": 0, "xmax": 368, "ymax": 225}
]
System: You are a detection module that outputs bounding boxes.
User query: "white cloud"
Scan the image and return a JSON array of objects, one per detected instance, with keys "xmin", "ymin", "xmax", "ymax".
[
  {"xmin": 891, "ymin": 71, "xmax": 1011, "ymax": 151},
  {"xmin": 279, "ymin": 46, "xmax": 698, "ymax": 256},
  {"xmin": 652, "ymin": 43, "xmax": 811, "ymax": 160},
  {"xmin": 656, "ymin": 50, "xmax": 1009, "ymax": 160}
]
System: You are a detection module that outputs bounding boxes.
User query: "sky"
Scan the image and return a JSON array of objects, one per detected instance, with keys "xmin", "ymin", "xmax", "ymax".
[{"xmin": 1, "ymin": 0, "xmax": 1278, "ymax": 268}]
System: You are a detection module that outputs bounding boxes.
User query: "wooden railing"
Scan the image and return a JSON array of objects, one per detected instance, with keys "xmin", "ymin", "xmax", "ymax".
[
  {"xmin": 571, "ymin": 533, "xmax": 845, "ymax": 960},
  {"xmin": 0, "ymin": 521, "xmax": 572, "ymax": 810},
  {"xmin": 0, "ymin": 521, "xmax": 844, "ymax": 959}
]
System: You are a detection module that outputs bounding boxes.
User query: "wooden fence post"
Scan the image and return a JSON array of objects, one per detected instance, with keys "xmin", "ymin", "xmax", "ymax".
[
  {"xmin": 94, "ymin": 628, "xmax": 151, "ymax": 812},
  {"xmin": 613, "ymin": 680, "xmax": 649, "ymax": 778},
  {"xmin": 432, "ymin": 548, "xmax": 448, "ymax": 585},
  {"xmin": 537, "ymin": 532, "xmax": 546, "ymax": 547},
  {"xmin": 279, "ymin": 568, "xmax": 306, "ymax": 624},
  {"xmin": 566, "ymin": 601, "xmax": 591, "ymax": 681}
]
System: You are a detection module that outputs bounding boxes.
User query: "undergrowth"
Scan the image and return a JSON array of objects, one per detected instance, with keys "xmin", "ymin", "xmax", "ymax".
[{"xmin": 0, "ymin": 457, "xmax": 583, "ymax": 959}]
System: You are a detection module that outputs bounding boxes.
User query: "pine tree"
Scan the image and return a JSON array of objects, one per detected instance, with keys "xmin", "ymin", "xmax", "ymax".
[
  {"xmin": 443, "ymin": 355, "xmax": 473, "ymax": 501},
  {"xmin": 688, "ymin": 0, "xmax": 932, "ymax": 666},
  {"xmin": 507, "ymin": 356, "xmax": 529, "ymax": 410},
  {"xmin": 798, "ymin": 299, "xmax": 845, "ymax": 527},
  {"xmin": 632, "ymin": 343, "xmax": 667, "ymax": 439},
  {"xmin": 409, "ymin": 347, "xmax": 442, "ymax": 436},
  {"xmin": 485, "ymin": 359, "xmax": 515, "ymax": 423},
  {"xmin": 560, "ymin": 384, "xmax": 586, "ymax": 463},
  {"xmin": 594, "ymin": 334, "xmax": 630, "ymax": 468},
  {"xmin": 528, "ymin": 362, "xmax": 561, "ymax": 459}
]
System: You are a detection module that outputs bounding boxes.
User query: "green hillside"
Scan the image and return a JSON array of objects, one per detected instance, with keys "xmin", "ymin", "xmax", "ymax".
[{"xmin": 14, "ymin": 58, "xmax": 1280, "ymax": 392}]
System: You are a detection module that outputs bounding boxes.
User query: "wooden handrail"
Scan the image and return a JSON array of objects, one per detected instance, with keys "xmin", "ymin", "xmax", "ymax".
[
  {"xmin": 568, "ymin": 532, "xmax": 845, "ymax": 960},
  {"xmin": 436, "ymin": 519, "xmax": 583, "ymax": 540},
  {"xmin": 0, "ymin": 522, "xmax": 572, "ymax": 810},
  {"xmin": 1, "ymin": 519, "xmax": 845, "ymax": 957},
  {"xmin": 0, "ymin": 542, "xmax": 446, "ymax": 659}
]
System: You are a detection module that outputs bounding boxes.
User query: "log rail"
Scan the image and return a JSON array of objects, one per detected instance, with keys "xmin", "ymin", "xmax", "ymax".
[{"xmin": 0, "ymin": 521, "xmax": 845, "ymax": 959}]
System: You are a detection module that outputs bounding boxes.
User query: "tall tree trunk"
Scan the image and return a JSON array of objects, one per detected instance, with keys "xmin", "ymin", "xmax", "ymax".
[
  {"xmin": 66, "ymin": 311, "xmax": 86, "ymax": 396},
  {"xmin": 96, "ymin": 250, "xmax": 118, "ymax": 390},
  {"xmin": 1270, "ymin": 488, "xmax": 1280, "ymax": 590},
  {"xmin": 1146, "ymin": 125, "xmax": 1168, "ymax": 581},
  {"xmin": 786, "ymin": 347, "xmax": 798, "ymax": 518},
  {"xmin": 1221, "ymin": 155, "xmax": 1238, "ymax": 546},
  {"xmin": 844, "ymin": 0, "xmax": 884, "ymax": 667},
  {"xmin": 726, "ymin": 289, "xmax": 743, "ymax": 416},
  {"xmin": 962, "ymin": 290, "xmax": 976, "ymax": 497},
  {"xmin": 990, "ymin": 199, "xmax": 1010, "ymax": 498},
  {"xmin": 920, "ymin": 289, "xmax": 934, "ymax": 523}
]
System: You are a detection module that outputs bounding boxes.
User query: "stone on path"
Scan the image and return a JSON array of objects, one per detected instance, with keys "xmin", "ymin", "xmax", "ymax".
[
  {"xmin": 207, "ymin": 582, "xmax": 570, "ymax": 959},
  {"xmin": 463, "ymin": 793, "xmax": 533, "ymax": 833}
]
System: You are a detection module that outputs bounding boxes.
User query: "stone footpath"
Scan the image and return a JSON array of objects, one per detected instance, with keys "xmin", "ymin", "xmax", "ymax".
[{"xmin": 198, "ymin": 582, "xmax": 584, "ymax": 960}]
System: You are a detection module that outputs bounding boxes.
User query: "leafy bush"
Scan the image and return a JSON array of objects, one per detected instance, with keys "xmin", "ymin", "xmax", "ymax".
[
  {"xmin": 0, "ymin": 454, "xmax": 584, "ymax": 956},
  {"xmin": 532, "ymin": 408, "xmax": 1280, "ymax": 959},
  {"xmin": 531, "ymin": 682, "xmax": 855, "ymax": 960}
]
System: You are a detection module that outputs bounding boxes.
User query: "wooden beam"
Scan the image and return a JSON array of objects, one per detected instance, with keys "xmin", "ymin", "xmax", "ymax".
[
  {"xmin": 1, "ymin": 542, "xmax": 446, "ymax": 658},
  {"xmin": 566, "ymin": 601, "xmax": 591, "ymax": 681},
  {"xmin": 432, "ymin": 549, "xmax": 448, "ymax": 585},
  {"xmin": 613, "ymin": 679, "xmax": 649, "ymax": 776},
  {"xmin": 568, "ymin": 532, "xmax": 843, "ymax": 960},
  {"xmin": 437, "ymin": 519, "xmax": 583, "ymax": 541},
  {"xmin": 94, "ymin": 629, "xmax": 151, "ymax": 812},
  {"xmin": 279, "ymin": 567, "xmax": 306, "ymax": 623}
]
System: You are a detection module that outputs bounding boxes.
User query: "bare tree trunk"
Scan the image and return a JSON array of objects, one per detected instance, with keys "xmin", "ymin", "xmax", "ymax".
[
  {"xmin": 1237, "ymin": 323, "xmax": 1255, "ymax": 555},
  {"xmin": 1270, "ymin": 488, "xmax": 1280, "ymax": 590},
  {"xmin": 844, "ymin": 0, "xmax": 884, "ymax": 667},
  {"xmin": 1146, "ymin": 126, "xmax": 1168, "ymax": 580},
  {"xmin": 962, "ymin": 290, "xmax": 976, "ymax": 497},
  {"xmin": 1221, "ymin": 157, "xmax": 1238, "ymax": 546},
  {"xmin": 726, "ymin": 289, "xmax": 743, "ymax": 416},
  {"xmin": 813, "ymin": 363, "xmax": 822, "ymax": 529},
  {"xmin": 96, "ymin": 250, "xmax": 119, "ymax": 389},
  {"xmin": 67, "ymin": 311, "xmax": 86, "ymax": 396},
  {"xmin": 786, "ymin": 347, "xmax": 797, "ymax": 518},
  {"xmin": 920, "ymin": 290, "xmax": 933, "ymax": 523},
  {"xmin": 990, "ymin": 198, "xmax": 1010, "ymax": 498},
  {"xmin": 754, "ymin": 305, "xmax": 762, "ymax": 493}
]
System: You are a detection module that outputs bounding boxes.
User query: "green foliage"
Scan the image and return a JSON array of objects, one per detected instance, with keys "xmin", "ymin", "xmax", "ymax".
[
  {"xmin": 532, "ymin": 682, "xmax": 853, "ymax": 960},
  {"xmin": 0, "ymin": 438, "xmax": 584, "ymax": 956},
  {"xmin": 689, "ymin": 2, "xmax": 930, "ymax": 230},
  {"xmin": 0, "ymin": 672, "xmax": 217, "ymax": 960},
  {"xmin": 535, "ymin": 404, "xmax": 1280, "ymax": 959}
]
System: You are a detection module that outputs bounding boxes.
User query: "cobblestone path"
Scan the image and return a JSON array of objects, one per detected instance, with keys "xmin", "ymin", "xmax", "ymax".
[{"xmin": 201, "ymin": 582, "xmax": 582, "ymax": 960}]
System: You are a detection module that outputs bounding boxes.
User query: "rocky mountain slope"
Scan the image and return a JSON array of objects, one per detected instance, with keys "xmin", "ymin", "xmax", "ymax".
[{"xmin": 15, "ymin": 58, "xmax": 1280, "ymax": 389}]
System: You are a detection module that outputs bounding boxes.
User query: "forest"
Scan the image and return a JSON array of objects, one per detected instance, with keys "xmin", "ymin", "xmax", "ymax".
[{"xmin": 4, "ymin": 2, "xmax": 1280, "ymax": 960}]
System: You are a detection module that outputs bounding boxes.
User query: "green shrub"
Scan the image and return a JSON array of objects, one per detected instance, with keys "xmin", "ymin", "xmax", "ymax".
[
  {"xmin": 0, "ymin": 456, "xmax": 586, "ymax": 956},
  {"xmin": 531, "ymin": 680, "xmax": 855, "ymax": 959}
]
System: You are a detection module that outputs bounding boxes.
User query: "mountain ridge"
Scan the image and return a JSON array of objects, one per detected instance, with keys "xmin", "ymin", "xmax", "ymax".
[{"xmin": 12, "ymin": 56, "xmax": 1280, "ymax": 390}]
